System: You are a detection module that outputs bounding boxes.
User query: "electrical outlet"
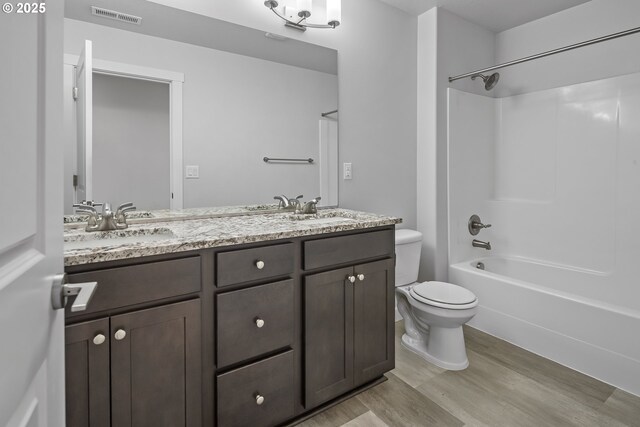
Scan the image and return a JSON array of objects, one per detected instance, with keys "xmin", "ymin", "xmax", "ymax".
[
  {"xmin": 343, "ymin": 162, "xmax": 352, "ymax": 180},
  {"xmin": 185, "ymin": 165, "xmax": 199, "ymax": 179},
  {"xmin": 284, "ymin": 6, "xmax": 300, "ymax": 20}
]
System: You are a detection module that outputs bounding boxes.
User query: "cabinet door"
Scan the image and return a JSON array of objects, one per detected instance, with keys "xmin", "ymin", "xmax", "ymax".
[
  {"xmin": 65, "ymin": 318, "xmax": 110, "ymax": 427},
  {"xmin": 304, "ymin": 267, "xmax": 354, "ymax": 408},
  {"xmin": 111, "ymin": 299, "xmax": 202, "ymax": 427},
  {"xmin": 354, "ymin": 258, "xmax": 395, "ymax": 385}
]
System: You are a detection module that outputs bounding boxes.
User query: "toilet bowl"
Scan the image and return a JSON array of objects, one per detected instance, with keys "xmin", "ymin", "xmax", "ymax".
[
  {"xmin": 396, "ymin": 282, "xmax": 477, "ymax": 370},
  {"xmin": 395, "ymin": 229, "xmax": 478, "ymax": 370}
]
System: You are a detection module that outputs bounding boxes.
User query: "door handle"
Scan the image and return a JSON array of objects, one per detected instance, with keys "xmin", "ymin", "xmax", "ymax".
[{"xmin": 51, "ymin": 273, "xmax": 98, "ymax": 312}]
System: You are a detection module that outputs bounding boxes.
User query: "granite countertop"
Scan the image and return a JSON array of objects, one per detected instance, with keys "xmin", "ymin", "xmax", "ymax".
[
  {"xmin": 64, "ymin": 204, "xmax": 282, "ymax": 226},
  {"xmin": 64, "ymin": 208, "xmax": 402, "ymax": 266}
]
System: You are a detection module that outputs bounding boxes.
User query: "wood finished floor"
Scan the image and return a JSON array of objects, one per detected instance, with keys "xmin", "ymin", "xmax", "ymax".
[{"xmin": 300, "ymin": 322, "xmax": 640, "ymax": 427}]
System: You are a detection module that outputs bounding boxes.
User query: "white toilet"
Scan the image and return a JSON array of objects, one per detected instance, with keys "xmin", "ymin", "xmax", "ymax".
[{"xmin": 395, "ymin": 229, "xmax": 478, "ymax": 370}]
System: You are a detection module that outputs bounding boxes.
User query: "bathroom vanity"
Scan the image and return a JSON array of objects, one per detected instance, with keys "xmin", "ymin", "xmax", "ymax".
[{"xmin": 63, "ymin": 209, "xmax": 400, "ymax": 426}]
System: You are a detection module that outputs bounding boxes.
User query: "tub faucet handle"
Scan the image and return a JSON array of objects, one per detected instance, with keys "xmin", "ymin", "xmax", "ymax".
[{"xmin": 469, "ymin": 214, "xmax": 491, "ymax": 235}]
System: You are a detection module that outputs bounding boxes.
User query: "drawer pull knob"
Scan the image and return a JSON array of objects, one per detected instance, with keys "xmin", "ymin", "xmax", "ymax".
[
  {"xmin": 255, "ymin": 260, "xmax": 265, "ymax": 270},
  {"xmin": 93, "ymin": 334, "xmax": 106, "ymax": 345},
  {"xmin": 347, "ymin": 275, "xmax": 356, "ymax": 284},
  {"xmin": 357, "ymin": 273, "xmax": 365, "ymax": 281},
  {"xmin": 255, "ymin": 317, "xmax": 265, "ymax": 328},
  {"xmin": 255, "ymin": 394, "xmax": 265, "ymax": 405},
  {"xmin": 114, "ymin": 329, "xmax": 127, "ymax": 341}
]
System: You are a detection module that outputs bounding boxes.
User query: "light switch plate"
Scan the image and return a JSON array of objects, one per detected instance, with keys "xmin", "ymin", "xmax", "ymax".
[
  {"xmin": 343, "ymin": 162, "xmax": 352, "ymax": 180},
  {"xmin": 185, "ymin": 165, "xmax": 199, "ymax": 179}
]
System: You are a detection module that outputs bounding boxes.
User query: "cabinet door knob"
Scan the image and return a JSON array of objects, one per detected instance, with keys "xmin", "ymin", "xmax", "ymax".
[
  {"xmin": 93, "ymin": 334, "xmax": 106, "ymax": 345},
  {"xmin": 255, "ymin": 394, "xmax": 265, "ymax": 405},
  {"xmin": 255, "ymin": 318, "xmax": 265, "ymax": 328},
  {"xmin": 114, "ymin": 329, "xmax": 127, "ymax": 341},
  {"xmin": 255, "ymin": 260, "xmax": 265, "ymax": 270},
  {"xmin": 357, "ymin": 273, "xmax": 365, "ymax": 281},
  {"xmin": 347, "ymin": 275, "xmax": 356, "ymax": 283}
]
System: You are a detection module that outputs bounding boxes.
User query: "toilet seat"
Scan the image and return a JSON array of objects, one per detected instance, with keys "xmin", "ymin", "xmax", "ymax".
[{"xmin": 410, "ymin": 281, "xmax": 478, "ymax": 310}]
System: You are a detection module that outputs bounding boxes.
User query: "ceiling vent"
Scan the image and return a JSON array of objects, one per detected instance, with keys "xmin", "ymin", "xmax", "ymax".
[{"xmin": 91, "ymin": 6, "xmax": 142, "ymax": 25}]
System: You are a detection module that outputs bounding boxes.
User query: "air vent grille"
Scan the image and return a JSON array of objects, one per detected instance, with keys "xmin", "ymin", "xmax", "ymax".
[{"xmin": 91, "ymin": 6, "xmax": 142, "ymax": 25}]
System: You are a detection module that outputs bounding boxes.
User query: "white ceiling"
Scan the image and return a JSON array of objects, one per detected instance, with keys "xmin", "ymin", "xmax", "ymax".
[{"xmin": 378, "ymin": 0, "xmax": 592, "ymax": 32}]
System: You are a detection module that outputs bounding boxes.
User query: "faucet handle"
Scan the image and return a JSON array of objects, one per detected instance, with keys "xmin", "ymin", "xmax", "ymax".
[
  {"xmin": 274, "ymin": 195, "xmax": 290, "ymax": 208},
  {"xmin": 78, "ymin": 200, "xmax": 103, "ymax": 208},
  {"xmin": 73, "ymin": 204, "xmax": 97, "ymax": 214},
  {"xmin": 301, "ymin": 197, "xmax": 322, "ymax": 214},
  {"xmin": 468, "ymin": 214, "xmax": 491, "ymax": 235},
  {"xmin": 117, "ymin": 202, "xmax": 134, "ymax": 210},
  {"xmin": 115, "ymin": 203, "xmax": 136, "ymax": 220}
]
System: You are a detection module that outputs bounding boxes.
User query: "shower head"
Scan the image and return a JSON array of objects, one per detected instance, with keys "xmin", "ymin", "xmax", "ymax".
[{"xmin": 471, "ymin": 72, "xmax": 500, "ymax": 91}]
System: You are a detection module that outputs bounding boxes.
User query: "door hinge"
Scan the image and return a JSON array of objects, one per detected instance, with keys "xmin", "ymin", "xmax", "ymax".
[{"xmin": 72, "ymin": 87, "xmax": 78, "ymax": 100}]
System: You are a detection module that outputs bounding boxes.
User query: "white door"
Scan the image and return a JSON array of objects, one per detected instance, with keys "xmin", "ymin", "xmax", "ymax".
[
  {"xmin": 75, "ymin": 40, "xmax": 93, "ymax": 203},
  {"xmin": 0, "ymin": 2, "xmax": 66, "ymax": 426}
]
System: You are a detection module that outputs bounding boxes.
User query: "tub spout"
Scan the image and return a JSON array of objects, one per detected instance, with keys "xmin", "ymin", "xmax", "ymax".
[{"xmin": 472, "ymin": 239, "xmax": 491, "ymax": 250}]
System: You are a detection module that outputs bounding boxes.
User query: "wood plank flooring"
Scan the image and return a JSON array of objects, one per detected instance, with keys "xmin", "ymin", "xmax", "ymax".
[{"xmin": 300, "ymin": 322, "xmax": 640, "ymax": 427}]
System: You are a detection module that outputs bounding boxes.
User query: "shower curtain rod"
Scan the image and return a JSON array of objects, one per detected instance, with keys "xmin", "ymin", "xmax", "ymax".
[{"xmin": 448, "ymin": 25, "xmax": 640, "ymax": 82}]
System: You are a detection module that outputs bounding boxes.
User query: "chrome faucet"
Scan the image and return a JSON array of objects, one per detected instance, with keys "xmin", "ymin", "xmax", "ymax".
[
  {"xmin": 299, "ymin": 197, "xmax": 322, "ymax": 214},
  {"xmin": 274, "ymin": 194, "xmax": 303, "ymax": 211},
  {"xmin": 472, "ymin": 239, "xmax": 491, "ymax": 250},
  {"xmin": 73, "ymin": 201, "xmax": 136, "ymax": 232}
]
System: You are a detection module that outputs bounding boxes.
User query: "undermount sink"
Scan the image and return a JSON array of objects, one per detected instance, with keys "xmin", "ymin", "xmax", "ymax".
[
  {"xmin": 292, "ymin": 216, "xmax": 357, "ymax": 226},
  {"xmin": 64, "ymin": 228, "xmax": 175, "ymax": 250}
]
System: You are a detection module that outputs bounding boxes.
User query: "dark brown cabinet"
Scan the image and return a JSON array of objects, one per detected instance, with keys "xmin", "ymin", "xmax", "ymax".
[
  {"xmin": 111, "ymin": 299, "xmax": 202, "ymax": 427},
  {"xmin": 65, "ymin": 299, "xmax": 201, "ymax": 427},
  {"xmin": 304, "ymin": 258, "xmax": 395, "ymax": 408},
  {"xmin": 217, "ymin": 350, "xmax": 295, "ymax": 427},
  {"xmin": 65, "ymin": 226, "xmax": 395, "ymax": 427},
  {"xmin": 65, "ymin": 318, "xmax": 110, "ymax": 427},
  {"xmin": 353, "ymin": 259, "xmax": 395, "ymax": 385},
  {"xmin": 217, "ymin": 279, "xmax": 294, "ymax": 368}
]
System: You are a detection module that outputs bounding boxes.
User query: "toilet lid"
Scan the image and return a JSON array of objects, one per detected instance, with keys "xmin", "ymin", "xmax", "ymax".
[{"xmin": 410, "ymin": 281, "xmax": 477, "ymax": 306}]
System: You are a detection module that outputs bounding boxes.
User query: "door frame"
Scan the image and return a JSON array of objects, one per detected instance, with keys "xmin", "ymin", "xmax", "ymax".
[{"xmin": 64, "ymin": 54, "xmax": 185, "ymax": 210}]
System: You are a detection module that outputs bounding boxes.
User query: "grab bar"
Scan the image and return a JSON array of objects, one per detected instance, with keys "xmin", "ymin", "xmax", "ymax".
[{"xmin": 263, "ymin": 157, "xmax": 314, "ymax": 164}]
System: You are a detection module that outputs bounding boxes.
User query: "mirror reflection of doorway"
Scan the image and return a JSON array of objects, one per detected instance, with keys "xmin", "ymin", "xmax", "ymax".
[
  {"xmin": 92, "ymin": 74, "xmax": 170, "ymax": 210},
  {"xmin": 63, "ymin": 46, "xmax": 184, "ymax": 214}
]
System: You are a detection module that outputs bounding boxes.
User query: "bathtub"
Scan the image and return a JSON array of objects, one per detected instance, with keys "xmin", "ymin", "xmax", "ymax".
[{"xmin": 449, "ymin": 256, "xmax": 640, "ymax": 396}]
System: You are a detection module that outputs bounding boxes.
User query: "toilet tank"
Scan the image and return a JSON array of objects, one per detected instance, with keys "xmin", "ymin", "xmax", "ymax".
[{"xmin": 395, "ymin": 229, "xmax": 423, "ymax": 286}]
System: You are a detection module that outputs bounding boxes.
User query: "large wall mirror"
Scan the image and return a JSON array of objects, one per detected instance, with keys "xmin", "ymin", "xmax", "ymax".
[{"xmin": 63, "ymin": 0, "xmax": 338, "ymax": 214}]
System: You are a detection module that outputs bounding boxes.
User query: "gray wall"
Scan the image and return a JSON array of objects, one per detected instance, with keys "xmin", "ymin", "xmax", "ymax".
[
  {"xmin": 147, "ymin": 0, "xmax": 418, "ymax": 228},
  {"xmin": 417, "ymin": 8, "xmax": 496, "ymax": 281},
  {"xmin": 92, "ymin": 74, "xmax": 170, "ymax": 210},
  {"xmin": 64, "ymin": 19, "xmax": 337, "ymax": 209},
  {"xmin": 495, "ymin": 0, "xmax": 640, "ymax": 96}
]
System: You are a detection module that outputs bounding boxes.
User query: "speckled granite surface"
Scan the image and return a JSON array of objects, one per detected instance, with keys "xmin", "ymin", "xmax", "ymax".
[
  {"xmin": 64, "ymin": 204, "xmax": 282, "ymax": 227},
  {"xmin": 64, "ymin": 209, "xmax": 401, "ymax": 266}
]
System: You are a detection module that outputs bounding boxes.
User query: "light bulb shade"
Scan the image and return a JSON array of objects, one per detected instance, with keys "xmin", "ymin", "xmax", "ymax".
[
  {"xmin": 297, "ymin": 0, "xmax": 312, "ymax": 17},
  {"xmin": 326, "ymin": 0, "xmax": 341, "ymax": 26}
]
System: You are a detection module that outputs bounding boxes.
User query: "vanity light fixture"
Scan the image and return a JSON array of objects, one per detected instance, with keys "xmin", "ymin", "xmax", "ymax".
[{"xmin": 263, "ymin": 0, "xmax": 341, "ymax": 32}]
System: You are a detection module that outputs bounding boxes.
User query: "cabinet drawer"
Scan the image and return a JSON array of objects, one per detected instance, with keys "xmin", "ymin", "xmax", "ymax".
[
  {"xmin": 303, "ymin": 229, "xmax": 394, "ymax": 270},
  {"xmin": 66, "ymin": 256, "xmax": 201, "ymax": 317},
  {"xmin": 217, "ymin": 279, "xmax": 294, "ymax": 367},
  {"xmin": 217, "ymin": 350, "xmax": 294, "ymax": 427},
  {"xmin": 217, "ymin": 243, "xmax": 294, "ymax": 287}
]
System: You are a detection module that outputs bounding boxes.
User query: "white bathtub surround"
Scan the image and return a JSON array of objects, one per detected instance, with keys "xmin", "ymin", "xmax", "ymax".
[{"xmin": 448, "ymin": 71, "xmax": 640, "ymax": 396}]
